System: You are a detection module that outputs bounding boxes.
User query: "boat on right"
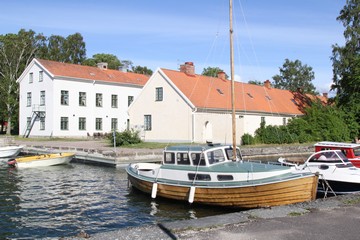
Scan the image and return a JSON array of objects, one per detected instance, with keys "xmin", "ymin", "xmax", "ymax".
[
  {"xmin": 314, "ymin": 141, "xmax": 360, "ymax": 167},
  {"xmin": 279, "ymin": 149, "xmax": 360, "ymax": 195}
]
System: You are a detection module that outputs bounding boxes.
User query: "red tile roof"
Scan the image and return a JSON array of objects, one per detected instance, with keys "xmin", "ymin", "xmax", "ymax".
[
  {"xmin": 161, "ymin": 68, "xmax": 326, "ymax": 115},
  {"xmin": 36, "ymin": 58, "xmax": 149, "ymax": 86}
]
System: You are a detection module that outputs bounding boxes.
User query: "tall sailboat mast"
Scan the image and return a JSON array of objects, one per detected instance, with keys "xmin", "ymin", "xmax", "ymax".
[{"xmin": 229, "ymin": 0, "xmax": 237, "ymax": 160}]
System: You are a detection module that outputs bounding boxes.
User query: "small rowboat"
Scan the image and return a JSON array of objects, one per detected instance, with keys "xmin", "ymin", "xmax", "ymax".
[{"xmin": 8, "ymin": 152, "xmax": 75, "ymax": 168}]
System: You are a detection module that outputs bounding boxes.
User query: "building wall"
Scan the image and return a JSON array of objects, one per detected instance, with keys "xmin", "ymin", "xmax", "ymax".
[
  {"xmin": 192, "ymin": 112, "xmax": 245, "ymax": 144},
  {"xmin": 129, "ymin": 71, "xmax": 193, "ymax": 142},
  {"xmin": 19, "ymin": 61, "xmax": 142, "ymax": 138},
  {"xmin": 19, "ymin": 62, "xmax": 54, "ymax": 137}
]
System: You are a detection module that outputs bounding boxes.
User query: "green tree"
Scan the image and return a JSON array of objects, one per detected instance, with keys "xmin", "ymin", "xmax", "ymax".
[
  {"xmin": 83, "ymin": 53, "xmax": 122, "ymax": 70},
  {"xmin": 37, "ymin": 33, "xmax": 86, "ymax": 64},
  {"xmin": 0, "ymin": 29, "xmax": 44, "ymax": 134},
  {"xmin": 331, "ymin": 0, "xmax": 360, "ymax": 139},
  {"xmin": 63, "ymin": 33, "xmax": 86, "ymax": 64},
  {"xmin": 202, "ymin": 66, "xmax": 228, "ymax": 78},
  {"xmin": 248, "ymin": 80, "xmax": 263, "ymax": 85},
  {"xmin": 131, "ymin": 65, "xmax": 153, "ymax": 75},
  {"xmin": 272, "ymin": 59, "xmax": 317, "ymax": 94}
]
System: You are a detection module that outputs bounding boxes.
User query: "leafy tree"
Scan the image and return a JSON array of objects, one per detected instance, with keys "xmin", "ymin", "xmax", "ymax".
[
  {"xmin": 331, "ymin": 0, "xmax": 360, "ymax": 139},
  {"xmin": 0, "ymin": 29, "xmax": 44, "ymax": 134},
  {"xmin": 63, "ymin": 33, "xmax": 86, "ymax": 64},
  {"xmin": 272, "ymin": 59, "xmax": 317, "ymax": 94},
  {"xmin": 83, "ymin": 53, "xmax": 123, "ymax": 70},
  {"xmin": 131, "ymin": 65, "xmax": 153, "ymax": 75},
  {"xmin": 202, "ymin": 66, "xmax": 228, "ymax": 78},
  {"xmin": 248, "ymin": 80, "xmax": 263, "ymax": 85},
  {"xmin": 37, "ymin": 33, "xmax": 86, "ymax": 64}
]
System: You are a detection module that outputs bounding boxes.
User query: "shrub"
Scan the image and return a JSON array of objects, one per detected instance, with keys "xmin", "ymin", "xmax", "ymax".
[
  {"xmin": 109, "ymin": 129, "xmax": 141, "ymax": 146},
  {"xmin": 241, "ymin": 133, "xmax": 255, "ymax": 145}
]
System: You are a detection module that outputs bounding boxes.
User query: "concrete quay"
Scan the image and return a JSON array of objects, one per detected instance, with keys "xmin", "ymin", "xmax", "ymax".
[
  {"xmin": 74, "ymin": 193, "xmax": 360, "ymax": 240},
  {"xmin": 12, "ymin": 138, "xmax": 314, "ymax": 167},
  {"xmin": 13, "ymin": 139, "xmax": 163, "ymax": 167}
]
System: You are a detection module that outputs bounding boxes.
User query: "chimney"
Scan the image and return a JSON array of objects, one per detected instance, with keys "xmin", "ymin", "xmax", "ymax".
[
  {"xmin": 217, "ymin": 71, "xmax": 226, "ymax": 80},
  {"xmin": 180, "ymin": 62, "xmax": 195, "ymax": 75},
  {"xmin": 322, "ymin": 92, "xmax": 328, "ymax": 98},
  {"xmin": 264, "ymin": 79, "xmax": 271, "ymax": 89},
  {"xmin": 97, "ymin": 62, "xmax": 108, "ymax": 70}
]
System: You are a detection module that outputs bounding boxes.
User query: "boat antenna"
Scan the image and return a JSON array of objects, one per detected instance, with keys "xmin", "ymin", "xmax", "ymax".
[{"xmin": 230, "ymin": 0, "xmax": 237, "ymax": 160}]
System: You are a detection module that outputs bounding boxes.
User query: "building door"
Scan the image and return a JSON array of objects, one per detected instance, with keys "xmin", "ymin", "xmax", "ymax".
[{"xmin": 203, "ymin": 121, "xmax": 213, "ymax": 143}]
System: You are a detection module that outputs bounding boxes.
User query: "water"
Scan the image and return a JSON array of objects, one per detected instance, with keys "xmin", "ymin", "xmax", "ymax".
[{"xmin": 0, "ymin": 159, "xmax": 233, "ymax": 239}]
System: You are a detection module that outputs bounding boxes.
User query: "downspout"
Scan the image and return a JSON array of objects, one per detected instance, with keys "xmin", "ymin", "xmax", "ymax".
[{"xmin": 192, "ymin": 107, "xmax": 197, "ymax": 143}]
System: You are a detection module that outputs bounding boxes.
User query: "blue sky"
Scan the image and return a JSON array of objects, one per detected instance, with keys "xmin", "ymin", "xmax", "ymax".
[{"xmin": 1, "ymin": 0, "xmax": 346, "ymax": 94}]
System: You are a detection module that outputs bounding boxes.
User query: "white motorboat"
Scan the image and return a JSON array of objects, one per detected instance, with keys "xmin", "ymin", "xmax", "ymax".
[
  {"xmin": 0, "ymin": 145, "xmax": 24, "ymax": 158},
  {"xmin": 279, "ymin": 150, "xmax": 360, "ymax": 195}
]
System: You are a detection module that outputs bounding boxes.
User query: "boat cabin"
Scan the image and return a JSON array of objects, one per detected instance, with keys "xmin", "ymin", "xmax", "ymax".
[
  {"xmin": 314, "ymin": 141, "xmax": 360, "ymax": 167},
  {"xmin": 163, "ymin": 144, "xmax": 242, "ymax": 167}
]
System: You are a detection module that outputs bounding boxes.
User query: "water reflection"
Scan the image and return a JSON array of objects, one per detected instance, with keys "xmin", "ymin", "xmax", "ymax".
[{"xmin": 0, "ymin": 161, "xmax": 234, "ymax": 239}]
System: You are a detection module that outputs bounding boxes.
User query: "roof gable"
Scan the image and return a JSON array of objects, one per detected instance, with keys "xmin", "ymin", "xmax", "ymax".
[
  {"xmin": 161, "ymin": 68, "xmax": 325, "ymax": 115},
  {"xmin": 36, "ymin": 58, "xmax": 149, "ymax": 86}
]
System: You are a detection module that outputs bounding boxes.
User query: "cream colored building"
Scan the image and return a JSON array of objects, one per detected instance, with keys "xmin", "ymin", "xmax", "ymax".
[{"xmin": 129, "ymin": 62, "xmax": 326, "ymax": 144}]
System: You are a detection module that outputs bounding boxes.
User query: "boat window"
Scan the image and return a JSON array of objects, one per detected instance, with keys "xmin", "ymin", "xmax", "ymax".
[
  {"xmin": 188, "ymin": 173, "xmax": 211, "ymax": 181},
  {"xmin": 354, "ymin": 148, "xmax": 360, "ymax": 156},
  {"xmin": 191, "ymin": 153, "xmax": 206, "ymax": 166},
  {"xmin": 207, "ymin": 149, "xmax": 226, "ymax": 164},
  {"xmin": 164, "ymin": 152, "xmax": 175, "ymax": 164},
  {"xmin": 225, "ymin": 148, "xmax": 242, "ymax": 161},
  {"xmin": 177, "ymin": 152, "xmax": 190, "ymax": 165},
  {"xmin": 217, "ymin": 175, "xmax": 234, "ymax": 181}
]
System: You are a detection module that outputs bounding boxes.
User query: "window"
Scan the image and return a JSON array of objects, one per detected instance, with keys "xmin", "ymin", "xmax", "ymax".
[
  {"xmin": 26, "ymin": 117, "xmax": 31, "ymax": 130},
  {"xmin": 144, "ymin": 115, "xmax": 152, "ymax": 131},
  {"xmin": 27, "ymin": 92, "xmax": 32, "ymax": 107},
  {"xmin": 164, "ymin": 152, "xmax": 175, "ymax": 164},
  {"xmin": 96, "ymin": 93, "xmax": 102, "ymax": 107},
  {"xmin": 79, "ymin": 117, "xmax": 86, "ymax": 130},
  {"xmin": 40, "ymin": 91, "xmax": 45, "ymax": 106},
  {"xmin": 60, "ymin": 117, "xmax": 68, "ymax": 130},
  {"xmin": 191, "ymin": 153, "xmax": 206, "ymax": 166},
  {"xmin": 39, "ymin": 71, "xmax": 43, "ymax": 82},
  {"xmin": 261, "ymin": 117, "xmax": 265, "ymax": 124},
  {"xmin": 29, "ymin": 72, "xmax": 33, "ymax": 83},
  {"xmin": 177, "ymin": 153, "xmax": 190, "ymax": 165},
  {"xmin": 111, "ymin": 118, "xmax": 118, "ymax": 130},
  {"xmin": 40, "ymin": 117, "xmax": 45, "ymax": 130},
  {"xmin": 96, "ymin": 118, "xmax": 102, "ymax": 130},
  {"xmin": 207, "ymin": 149, "xmax": 226, "ymax": 164},
  {"xmin": 111, "ymin": 94, "xmax": 118, "ymax": 108},
  {"xmin": 61, "ymin": 90, "xmax": 69, "ymax": 105},
  {"xmin": 188, "ymin": 173, "xmax": 211, "ymax": 181},
  {"xmin": 283, "ymin": 117, "xmax": 286, "ymax": 125},
  {"xmin": 155, "ymin": 87, "xmax": 163, "ymax": 101},
  {"xmin": 128, "ymin": 96, "xmax": 134, "ymax": 106},
  {"xmin": 79, "ymin": 92, "xmax": 86, "ymax": 106}
]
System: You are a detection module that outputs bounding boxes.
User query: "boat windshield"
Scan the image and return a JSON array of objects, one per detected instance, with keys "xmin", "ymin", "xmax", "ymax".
[
  {"xmin": 225, "ymin": 148, "xmax": 242, "ymax": 161},
  {"xmin": 310, "ymin": 151, "xmax": 350, "ymax": 163},
  {"xmin": 207, "ymin": 149, "xmax": 226, "ymax": 165}
]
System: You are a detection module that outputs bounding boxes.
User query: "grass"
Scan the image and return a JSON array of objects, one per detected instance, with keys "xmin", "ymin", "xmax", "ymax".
[
  {"xmin": 287, "ymin": 211, "xmax": 304, "ymax": 217},
  {"xmin": 343, "ymin": 197, "xmax": 360, "ymax": 205}
]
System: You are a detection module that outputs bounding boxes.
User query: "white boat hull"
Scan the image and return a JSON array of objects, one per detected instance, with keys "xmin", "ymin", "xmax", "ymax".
[
  {"xmin": 12, "ymin": 153, "xmax": 74, "ymax": 168},
  {"xmin": 0, "ymin": 146, "xmax": 23, "ymax": 158}
]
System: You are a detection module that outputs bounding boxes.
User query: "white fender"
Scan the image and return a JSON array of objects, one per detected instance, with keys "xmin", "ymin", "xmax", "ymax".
[
  {"xmin": 188, "ymin": 186, "xmax": 196, "ymax": 203},
  {"xmin": 151, "ymin": 183, "xmax": 158, "ymax": 198}
]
